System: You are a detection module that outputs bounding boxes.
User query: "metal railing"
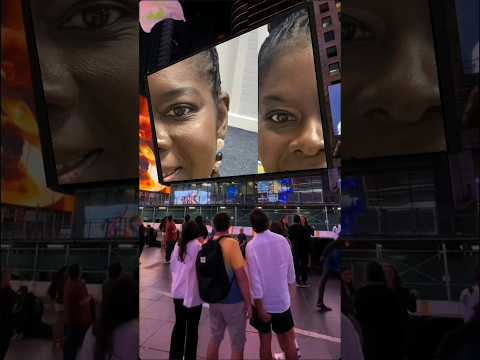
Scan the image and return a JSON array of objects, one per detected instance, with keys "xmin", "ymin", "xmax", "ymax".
[
  {"xmin": 343, "ymin": 238, "xmax": 480, "ymax": 301},
  {"xmin": 1, "ymin": 239, "xmax": 138, "ymax": 284}
]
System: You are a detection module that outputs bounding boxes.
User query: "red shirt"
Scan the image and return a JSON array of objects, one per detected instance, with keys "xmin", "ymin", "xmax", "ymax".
[
  {"xmin": 64, "ymin": 278, "xmax": 92, "ymax": 328},
  {"xmin": 165, "ymin": 221, "xmax": 177, "ymax": 242}
]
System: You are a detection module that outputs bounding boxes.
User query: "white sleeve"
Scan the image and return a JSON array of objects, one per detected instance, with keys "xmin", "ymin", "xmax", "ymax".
[
  {"xmin": 246, "ymin": 244, "xmax": 263, "ymax": 299},
  {"xmin": 285, "ymin": 238, "xmax": 296, "ymax": 284},
  {"xmin": 184, "ymin": 241, "xmax": 202, "ymax": 308},
  {"xmin": 170, "ymin": 243, "xmax": 179, "ymax": 274}
]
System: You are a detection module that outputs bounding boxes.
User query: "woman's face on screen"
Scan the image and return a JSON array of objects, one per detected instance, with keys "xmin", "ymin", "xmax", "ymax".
[
  {"xmin": 30, "ymin": 0, "xmax": 139, "ymax": 184},
  {"xmin": 341, "ymin": 0, "xmax": 446, "ymax": 158},
  {"xmin": 148, "ymin": 55, "xmax": 228, "ymax": 182},
  {"xmin": 259, "ymin": 46, "xmax": 327, "ymax": 173}
]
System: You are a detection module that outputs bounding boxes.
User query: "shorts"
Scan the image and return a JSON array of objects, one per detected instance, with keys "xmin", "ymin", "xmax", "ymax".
[
  {"xmin": 209, "ymin": 302, "xmax": 247, "ymax": 352},
  {"xmin": 250, "ymin": 307, "xmax": 294, "ymax": 334}
]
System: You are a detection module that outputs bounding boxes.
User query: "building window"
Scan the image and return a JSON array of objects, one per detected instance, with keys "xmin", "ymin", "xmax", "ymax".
[
  {"xmin": 324, "ymin": 30, "xmax": 335, "ymax": 42},
  {"xmin": 322, "ymin": 16, "xmax": 332, "ymax": 28},
  {"xmin": 319, "ymin": 2, "xmax": 329, "ymax": 13},
  {"xmin": 329, "ymin": 62, "xmax": 340, "ymax": 75},
  {"xmin": 326, "ymin": 46, "xmax": 337, "ymax": 58}
]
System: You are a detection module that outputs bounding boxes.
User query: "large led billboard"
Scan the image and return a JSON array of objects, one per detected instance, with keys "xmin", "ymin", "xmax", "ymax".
[{"xmin": 146, "ymin": 3, "xmax": 333, "ymax": 184}]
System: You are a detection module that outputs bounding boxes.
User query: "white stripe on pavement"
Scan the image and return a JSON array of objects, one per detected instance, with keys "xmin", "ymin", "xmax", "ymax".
[{"xmin": 141, "ymin": 288, "xmax": 341, "ymax": 344}]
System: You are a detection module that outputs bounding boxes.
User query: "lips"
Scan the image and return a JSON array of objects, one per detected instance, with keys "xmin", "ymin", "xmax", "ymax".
[
  {"xmin": 57, "ymin": 148, "xmax": 104, "ymax": 184},
  {"xmin": 162, "ymin": 167, "xmax": 182, "ymax": 182}
]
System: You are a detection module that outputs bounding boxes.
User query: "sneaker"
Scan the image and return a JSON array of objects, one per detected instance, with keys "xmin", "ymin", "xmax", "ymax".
[
  {"xmin": 296, "ymin": 283, "xmax": 303, "ymax": 287},
  {"xmin": 274, "ymin": 352, "xmax": 286, "ymax": 360},
  {"xmin": 302, "ymin": 283, "xmax": 311, "ymax": 288},
  {"xmin": 316, "ymin": 303, "xmax": 332, "ymax": 312}
]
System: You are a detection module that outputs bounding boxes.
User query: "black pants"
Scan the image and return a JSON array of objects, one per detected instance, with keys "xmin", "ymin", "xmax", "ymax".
[
  {"xmin": 0, "ymin": 332, "xmax": 11, "ymax": 360},
  {"xmin": 169, "ymin": 299, "xmax": 202, "ymax": 360},
  {"xmin": 293, "ymin": 252, "xmax": 309, "ymax": 284},
  {"xmin": 63, "ymin": 326, "xmax": 88, "ymax": 360},
  {"xmin": 166, "ymin": 241, "xmax": 175, "ymax": 262},
  {"xmin": 317, "ymin": 269, "xmax": 341, "ymax": 304}
]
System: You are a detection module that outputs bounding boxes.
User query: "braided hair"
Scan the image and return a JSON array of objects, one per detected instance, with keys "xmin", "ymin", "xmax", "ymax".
[
  {"xmin": 259, "ymin": 8, "xmax": 311, "ymax": 88},
  {"xmin": 194, "ymin": 47, "xmax": 222, "ymax": 100}
]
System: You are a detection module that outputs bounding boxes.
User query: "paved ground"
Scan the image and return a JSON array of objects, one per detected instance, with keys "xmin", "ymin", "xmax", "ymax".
[{"xmin": 140, "ymin": 246, "xmax": 341, "ymax": 360}]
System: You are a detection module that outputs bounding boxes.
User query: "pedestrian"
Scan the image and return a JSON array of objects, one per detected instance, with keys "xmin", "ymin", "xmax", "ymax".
[
  {"xmin": 165, "ymin": 216, "xmax": 178, "ymax": 263},
  {"xmin": 0, "ymin": 271, "xmax": 17, "ymax": 360},
  {"xmin": 76, "ymin": 276, "xmax": 139, "ymax": 360},
  {"xmin": 288, "ymin": 215, "xmax": 310, "ymax": 287},
  {"xmin": 237, "ymin": 228, "xmax": 247, "ymax": 257},
  {"xmin": 246, "ymin": 209, "xmax": 298, "ymax": 360},
  {"xmin": 138, "ymin": 223, "xmax": 146, "ymax": 256},
  {"xmin": 354, "ymin": 261, "xmax": 407, "ymax": 360},
  {"xmin": 202, "ymin": 213, "xmax": 252, "ymax": 360},
  {"xmin": 317, "ymin": 239, "xmax": 342, "ymax": 312},
  {"xmin": 48, "ymin": 266, "xmax": 67, "ymax": 351},
  {"xmin": 195, "ymin": 215, "xmax": 209, "ymax": 243},
  {"xmin": 169, "ymin": 221, "xmax": 203, "ymax": 360},
  {"xmin": 63, "ymin": 264, "xmax": 93, "ymax": 360},
  {"xmin": 280, "ymin": 216, "xmax": 289, "ymax": 237}
]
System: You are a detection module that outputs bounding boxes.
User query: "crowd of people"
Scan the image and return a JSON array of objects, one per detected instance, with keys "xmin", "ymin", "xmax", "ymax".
[
  {"xmin": 340, "ymin": 262, "xmax": 480, "ymax": 360},
  {"xmin": 159, "ymin": 209, "xmax": 336, "ymax": 360},
  {"xmin": 0, "ymin": 262, "xmax": 138, "ymax": 360}
]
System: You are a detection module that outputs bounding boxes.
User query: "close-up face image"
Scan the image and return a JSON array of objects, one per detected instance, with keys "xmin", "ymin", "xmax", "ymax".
[
  {"xmin": 147, "ymin": 50, "xmax": 229, "ymax": 182},
  {"xmin": 28, "ymin": 0, "xmax": 139, "ymax": 184},
  {"xmin": 341, "ymin": 0, "xmax": 446, "ymax": 159},
  {"xmin": 258, "ymin": 10, "xmax": 327, "ymax": 173}
]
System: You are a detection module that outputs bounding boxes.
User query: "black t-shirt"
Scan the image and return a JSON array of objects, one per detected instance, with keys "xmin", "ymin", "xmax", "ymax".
[{"xmin": 288, "ymin": 224, "xmax": 309, "ymax": 255}]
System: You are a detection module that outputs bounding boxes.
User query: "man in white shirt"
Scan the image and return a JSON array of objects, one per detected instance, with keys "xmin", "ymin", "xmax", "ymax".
[{"xmin": 246, "ymin": 209, "xmax": 298, "ymax": 360}]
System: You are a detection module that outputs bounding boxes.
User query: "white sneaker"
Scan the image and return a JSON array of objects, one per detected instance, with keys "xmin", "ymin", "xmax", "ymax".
[{"xmin": 273, "ymin": 352, "xmax": 286, "ymax": 360}]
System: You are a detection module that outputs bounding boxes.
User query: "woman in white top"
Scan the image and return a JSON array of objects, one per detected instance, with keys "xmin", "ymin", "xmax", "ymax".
[
  {"xmin": 76, "ymin": 275, "xmax": 138, "ymax": 360},
  {"xmin": 169, "ymin": 220, "xmax": 203, "ymax": 360}
]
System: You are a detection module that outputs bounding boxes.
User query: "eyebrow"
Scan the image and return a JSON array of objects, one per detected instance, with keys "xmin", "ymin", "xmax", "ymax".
[
  {"xmin": 153, "ymin": 87, "xmax": 202, "ymax": 102},
  {"xmin": 261, "ymin": 94, "xmax": 289, "ymax": 104}
]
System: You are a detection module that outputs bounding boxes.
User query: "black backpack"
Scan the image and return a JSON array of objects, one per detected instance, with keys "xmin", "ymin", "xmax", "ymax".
[{"xmin": 196, "ymin": 236, "xmax": 231, "ymax": 303}]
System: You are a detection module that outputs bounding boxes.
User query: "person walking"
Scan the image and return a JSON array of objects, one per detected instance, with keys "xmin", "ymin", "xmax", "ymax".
[
  {"xmin": 169, "ymin": 220, "xmax": 203, "ymax": 360},
  {"xmin": 63, "ymin": 264, "xmax": 93, "ymax": 360},
  {"xmin": 317, "ymin": 239, "xmax": 342, "ymax": 312},
  {"xmin": 204, "ymin": 213, "xmax": 252, "ymax": 360},
  {"xmin": 288, "ymin": 215, "xmax": 310, "ymax": 287},
  {"xmin": 246, "ymin": 209, "xmax": 298, "ymax": 360},
  {"xmin": 47, "ymin": 266, "xmax": 67, "ymax": 351},
  {"xmin": 165, "ymin": 216, "xmax": 178, "ymax": 263}
]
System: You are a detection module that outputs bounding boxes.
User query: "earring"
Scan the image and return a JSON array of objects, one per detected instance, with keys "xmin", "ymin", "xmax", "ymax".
[{"xmin": 211, "ymin": 139, "xmax": 225, "ymax": 177}]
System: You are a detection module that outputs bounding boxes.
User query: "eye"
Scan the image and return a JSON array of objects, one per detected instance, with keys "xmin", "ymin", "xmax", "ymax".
[
  {"xmin": 165, "ymin": 105, "xmax": 195, "ymax": 118},
  {"xmin": 60, "ymin": 3, "xmax": 127, "ymax": 30},
  {"xmin": 341, "ymin": 14, "xmax": 374, "ymax": 44},
  {"xmin": 266, "ymin": 111, "xmax": 296, "ymax": 123}
]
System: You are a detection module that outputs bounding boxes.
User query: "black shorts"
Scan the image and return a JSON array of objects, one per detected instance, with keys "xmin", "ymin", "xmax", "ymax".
[{"xmin": 250, "ymin": 307, "xmax": 294, "ymax": 334}]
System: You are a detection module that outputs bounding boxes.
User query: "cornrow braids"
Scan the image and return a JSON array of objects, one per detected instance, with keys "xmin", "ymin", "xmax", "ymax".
[
  {"xmin": 259, "ymin": 8, "xmax": 311, "ymax": 87},
  {"xmin": 193, "ymin": 47, "xmax": 222, "ymax": 100}
]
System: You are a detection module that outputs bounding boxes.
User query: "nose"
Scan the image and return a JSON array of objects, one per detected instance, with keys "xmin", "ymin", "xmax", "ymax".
[
  {"xmin": 155, "ymin": 121, "xmax": 173, "ymax": 151},
  {"xmin": 356, "ymin": 30, "xmax": 441, "ymax": 124},
  {"xmin": 289, "ymin": 117, "xmax": 325, "ymax": 157},
  {"xmin": 39, "ymin": 42, "xmax": 78, "ymax": 110}
]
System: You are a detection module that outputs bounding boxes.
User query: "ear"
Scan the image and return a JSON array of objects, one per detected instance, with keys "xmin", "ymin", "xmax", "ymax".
[{"xmin": 216, "ymin": 91, "xmax": 229, "ymax": 139}]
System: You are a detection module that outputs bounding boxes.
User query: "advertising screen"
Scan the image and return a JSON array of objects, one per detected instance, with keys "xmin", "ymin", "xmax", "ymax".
[
  {"xmin": 341, "ymin": 0, "xmax": 447, "ymax": 159},
  {"xmin": 328, "ymin": 84, "xmax": 341, "ymax": 136},
  {"xmin": 146, "ymin": 3, "xmax": 331, "ymax": 184},
  {"xmin": 257, "ymin": 178, "xmax": 293, "ymax": 204},
  {"xmin": 22, "ymin": 0, "xmax": 139, "ymax": 189},
  {"xmin": 173, "ymin": 190, "xmax": 210, "ymax": 205}
]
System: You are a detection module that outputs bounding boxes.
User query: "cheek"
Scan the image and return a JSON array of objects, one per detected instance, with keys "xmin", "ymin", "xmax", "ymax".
[
  {"xmin": 259, "ymin": 128, "xmax": 291, "ymax": 168},
  {"xmin": 174, "ymin": 116, "xmax": 217, "ymax": 176}
]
